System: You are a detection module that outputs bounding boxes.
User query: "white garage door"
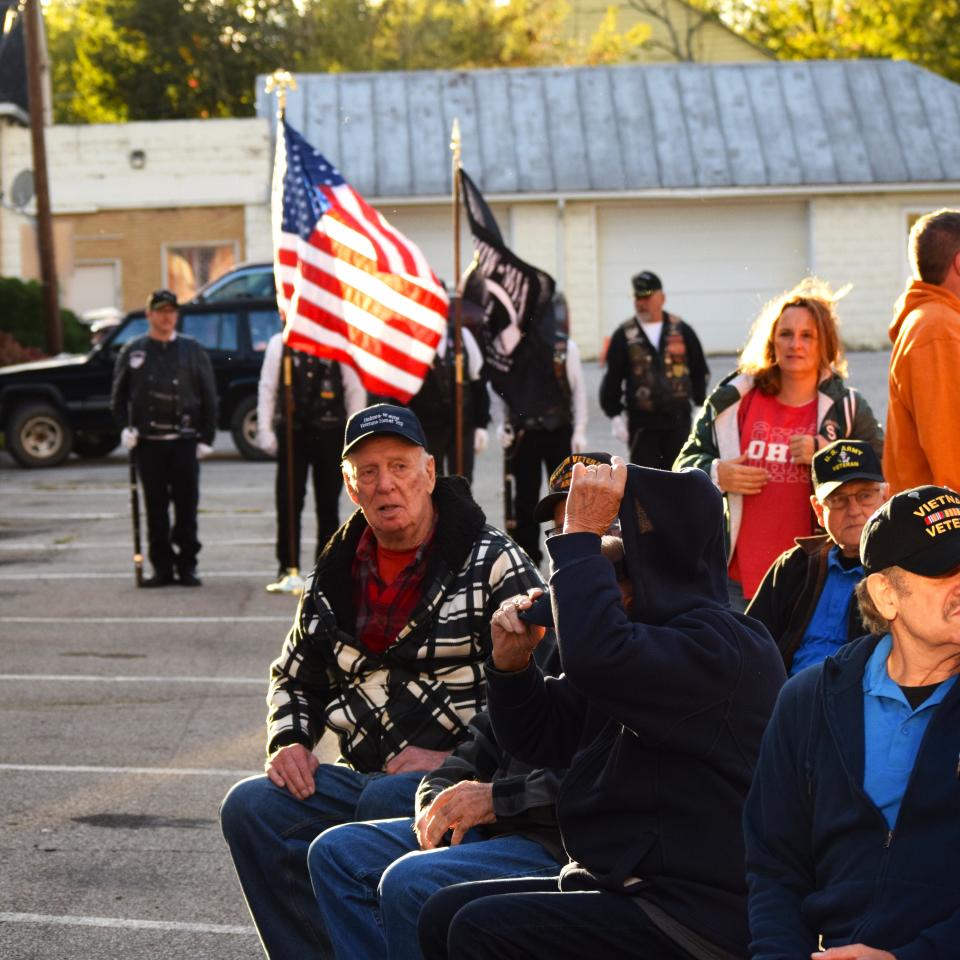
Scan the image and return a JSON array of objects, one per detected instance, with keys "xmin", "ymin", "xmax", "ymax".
[{"xmin": 598, "ymin": 199, "xmax": 809, "ymax": 355}]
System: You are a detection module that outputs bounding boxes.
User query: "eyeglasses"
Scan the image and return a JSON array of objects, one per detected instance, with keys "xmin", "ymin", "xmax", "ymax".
[{"xmin": 822, "ymin": 488, "xmax": 884, "ymax": 512}]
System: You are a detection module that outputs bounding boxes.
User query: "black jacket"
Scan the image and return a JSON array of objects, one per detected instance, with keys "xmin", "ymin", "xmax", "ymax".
[
  {"xmin": 744, "ymin": 635, "xmax": 960, "ymax": 958},
  {"xmin": 484, "ymin": 465, "xmax": 785, "ymax": 955},
  {"xmin": 111, "ymin": 334, "xmax": 217, "ymax": 444},
  {"xmin": 746, "ymin": 535, "xmax": 868, "ymax": 672}
]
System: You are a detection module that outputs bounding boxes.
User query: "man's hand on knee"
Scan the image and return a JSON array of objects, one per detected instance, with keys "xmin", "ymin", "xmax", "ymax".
[
  {"xmin": 384, "ymin": 745, "xmax": 452, "ymax": 775},
  {"xmin": 265, "ymin": 743, "xmax": 319, "ymax": 799},
  {"xmin": 415, "ymin": 781, "xmax": 495, "ymax": 849}
]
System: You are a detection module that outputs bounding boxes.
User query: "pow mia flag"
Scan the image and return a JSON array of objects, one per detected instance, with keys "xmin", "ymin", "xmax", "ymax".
[{"xmin": 459, "ymin": 168, "xmax": 555, "ymax": 373}]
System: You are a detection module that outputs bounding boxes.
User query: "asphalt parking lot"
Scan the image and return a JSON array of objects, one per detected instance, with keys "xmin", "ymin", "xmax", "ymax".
[{"xmin": 0, "ymin": 354, "xmax": 890, "ymax": 960}]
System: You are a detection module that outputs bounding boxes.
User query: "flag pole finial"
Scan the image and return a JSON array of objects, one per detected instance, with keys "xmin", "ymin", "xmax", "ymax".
[{"xmin": 266, "ymin": 69, "xmax": 297, "ymax": 119}]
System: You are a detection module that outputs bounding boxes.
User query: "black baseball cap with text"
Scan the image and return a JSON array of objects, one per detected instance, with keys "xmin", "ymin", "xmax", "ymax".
[
  {"xmin": 813, "ymin": 440, "xmax": 884, "ymax": 499},
  {"xmin": 147, "ymin": 288, "xmax": 178, "ymax": 310},
  {"xmin": 533, "ymin": 452, "xmax": 613, "ymax": 523},
  {"xmin": 860, "ymin": 485, "xmax": 960, "ymax": 576},
  {"xmin": 341, "ymin": 404, "xmax": 428, "ymax": 458},
  {"xmin": 631, "ymin": 271, "xmax": 663, "ymax": 297}
]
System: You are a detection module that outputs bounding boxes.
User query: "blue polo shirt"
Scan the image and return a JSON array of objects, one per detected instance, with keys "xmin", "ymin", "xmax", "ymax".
[
  {"xmin": 789, "ymin": 546, "xmax": 862, "ymax": 676},
  {"xmin": 862, "ymin": 634, "xmax": 957, "ymax": 829}
]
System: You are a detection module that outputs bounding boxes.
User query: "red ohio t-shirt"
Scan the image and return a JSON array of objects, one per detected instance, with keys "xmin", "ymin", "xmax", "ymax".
[{"xmin": 729, "ymin": 390, "xmax": 817, "ymax": 598}]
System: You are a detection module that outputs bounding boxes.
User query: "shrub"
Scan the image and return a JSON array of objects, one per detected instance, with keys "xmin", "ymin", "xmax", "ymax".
[{"xmin": 0, "ymin": 276, "xmax": 90, "ymax": 356}]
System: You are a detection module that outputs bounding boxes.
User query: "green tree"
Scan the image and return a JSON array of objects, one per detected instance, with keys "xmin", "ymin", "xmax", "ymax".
[
  {"xmin": 710, "ymin": 0, "xmax": 960, "ymax": 84},
  {"xmin": 46, "ymin": 0, "xmax": 306, "ymax": 122}
]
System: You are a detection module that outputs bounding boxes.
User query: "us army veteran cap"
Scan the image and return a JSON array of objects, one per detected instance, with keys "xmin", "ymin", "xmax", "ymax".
[
  {"xmin": 342, "ymin": 404, "xmax": 428, "ymax": 458},
  {"xmin": 631, "ymin": 271, "xmax": 662, "ymax": 297},
  {"xmin": 813, "ymin": 440, "xmax": 884, "ymax": 499},
  {"xmin": 860, "ymin": 485, "xmax": 960, "ymax": 576}
]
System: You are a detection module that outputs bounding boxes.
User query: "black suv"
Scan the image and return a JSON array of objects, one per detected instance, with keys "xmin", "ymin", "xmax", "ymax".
[{"xmin": 0, "ymin": 297, "xmax": 280, "ymax": 468}]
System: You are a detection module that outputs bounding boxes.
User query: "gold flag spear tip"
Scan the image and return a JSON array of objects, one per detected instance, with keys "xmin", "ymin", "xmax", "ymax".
[{"xmin": 265, "ymin": 69, "xmax": 297, "ymax": 116}]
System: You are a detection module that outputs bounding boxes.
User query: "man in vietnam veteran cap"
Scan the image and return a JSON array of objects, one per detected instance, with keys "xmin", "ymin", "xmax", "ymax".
[{"xmin": 744, "ymin": 483, "xmax": 960, "ymax": 955}]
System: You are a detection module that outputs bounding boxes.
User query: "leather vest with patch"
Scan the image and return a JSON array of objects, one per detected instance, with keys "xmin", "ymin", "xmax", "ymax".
[{"xmin": 623, "ymin": 314, "xmax": 693, "ymax": 418}]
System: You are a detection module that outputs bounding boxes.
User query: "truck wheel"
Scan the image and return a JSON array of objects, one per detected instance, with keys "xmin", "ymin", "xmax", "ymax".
[
  {"xmin": 73, "ymin": 430, "xmax": 120, "ymax": 458},
  {"xmin": 5, "ymin": 402, "xmax": 74, "ymax": 468},
  {"xmin": 229, "ymin": 394, "xmax": 270, "ymax": 461}
]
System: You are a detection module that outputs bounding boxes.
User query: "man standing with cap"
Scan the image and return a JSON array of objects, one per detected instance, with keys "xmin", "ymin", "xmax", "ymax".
[
  {"xmin": 256, "ymin": 328, "xmax": 366, "ymax": 591},
  {"xmin": 748, "ymin": 439, "xmax": 887, "ymax": 674},
  {"xmin": 744, "ymin": 484, "xmax": 960, "ymax": 958},
  {"xmin": 885, "ymin": 209, "xmax": 960, "ymax": 493},
  {"xmin": 219, "ymin": 403, "xmax": 542, "ymax": 959},
  {"xmin": 600, "ymin": 271, "xmax": 709, "ymax": 469},
  {"xmin": 110, "ymin": 288, "xmax": 217, "ymax": 587}
]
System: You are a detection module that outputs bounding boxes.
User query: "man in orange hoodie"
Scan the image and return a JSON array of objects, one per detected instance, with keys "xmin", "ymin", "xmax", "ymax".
[{"xmin": 886, "ymin": 209, "xmax": 960, "ymax": 493}]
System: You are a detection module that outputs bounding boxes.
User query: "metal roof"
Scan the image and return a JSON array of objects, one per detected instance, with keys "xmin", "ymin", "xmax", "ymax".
[{"xmin": 256, "ymin": 60, "xmax": 960, "ymax": 198}]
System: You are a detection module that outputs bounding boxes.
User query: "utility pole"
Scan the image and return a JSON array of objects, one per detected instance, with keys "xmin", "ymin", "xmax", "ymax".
[{"xmin": 22, "ymin": 0, "xmax": 60, "ymax": 354}]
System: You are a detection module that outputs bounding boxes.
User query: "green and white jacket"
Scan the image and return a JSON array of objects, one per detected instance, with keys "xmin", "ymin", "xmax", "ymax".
[{"xmin": 674, "ymin": 370, "xmax": 884, "ymax": 561}]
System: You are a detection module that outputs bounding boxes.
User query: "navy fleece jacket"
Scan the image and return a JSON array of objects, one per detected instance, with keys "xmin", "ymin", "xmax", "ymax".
[
  {"xmin": 484, "ymin": 465, "xmax": 786, "ymax": 955},
  {"xmin": 744, "ymin": 634, "xmax": 960, "ymax": 959}
]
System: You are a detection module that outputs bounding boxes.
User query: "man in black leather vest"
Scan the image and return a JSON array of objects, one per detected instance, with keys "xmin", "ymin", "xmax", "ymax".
[{"xmin": 600, "ymin": 271, "xmax": 709, "ymax": 469}]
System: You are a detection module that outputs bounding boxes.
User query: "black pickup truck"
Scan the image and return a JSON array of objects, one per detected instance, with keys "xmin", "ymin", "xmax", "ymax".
[{"xmin": 0, "ymin": 297, "xmax": 280, "ymax": 467}]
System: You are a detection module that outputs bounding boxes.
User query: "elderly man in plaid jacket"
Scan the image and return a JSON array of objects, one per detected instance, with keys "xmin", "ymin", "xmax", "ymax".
[{"xmin": 220, "ymin": 404, "xmax": 543, "ymax": 960}]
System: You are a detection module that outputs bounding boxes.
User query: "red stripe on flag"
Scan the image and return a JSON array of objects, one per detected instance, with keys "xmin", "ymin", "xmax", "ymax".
[
  {"xmin": 283, "ymin": 325, "xmax": 422, "ymax": 403},
  {"xmin": 277, "ymin": 232, "xmax": 448, "ymax": 338},
  {"xmin": 339, "ymin": 186, "xmax": 418, "ymax": 276},
  {"xmin": 287, "ymin": 293, "xmax": 432, "ymax": 380}
]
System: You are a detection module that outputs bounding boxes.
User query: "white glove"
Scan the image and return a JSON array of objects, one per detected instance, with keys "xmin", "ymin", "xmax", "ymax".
[
  {"xmin": 196, "ymin": 442, "xmax": 214, "ymax": 460},
  {"xmin": 473, "ymin": 428, "xmax": 488, "ymax": 454},
  {"xmin": 571, "ymin": 428, "xmax": 587, "ymax": 454},
  {"xmin": 121, "ymin": 427, "xmax": 138, "ymax": 451},
  {"xmin": 257, "ymin": 429, "xmax": 278, "ymax": 457},
  {"xmin": 497, "ymin": 424, "xmax": 515, "ymax": 449},
  {"xmin": 611, "ymin": 414, "xmax": 630, "ymax": 445}
]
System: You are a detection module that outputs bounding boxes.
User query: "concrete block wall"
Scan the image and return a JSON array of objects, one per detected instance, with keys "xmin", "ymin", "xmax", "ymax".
[{"xmin": 810, "ymin": 191, "xmax": 960, "ymax": 348}]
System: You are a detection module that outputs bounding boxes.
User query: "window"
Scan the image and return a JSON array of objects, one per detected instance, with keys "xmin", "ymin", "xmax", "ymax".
[
  {"xmin": 203, "ymin": 268, "xmax": 276, "ymax": 302},
  {"xmin": 249, "ymin": 309, "xmax": 281, "ymax": 352},
  {"xmin": 107, "ymin": 316, "xmax": 149, "ymax": 350},
  {"xmin": 181, "ymin": 312, "xmax": 239, "ymax": 351},
  {"xmin": 164, "ymin": 242, "xmax": 238, "ymax": 302}
]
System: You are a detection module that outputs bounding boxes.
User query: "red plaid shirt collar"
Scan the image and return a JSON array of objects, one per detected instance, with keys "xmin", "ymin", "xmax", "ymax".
[{"xmin": 352, "ymin": 520, "xmax": 437, "ymax": 655}]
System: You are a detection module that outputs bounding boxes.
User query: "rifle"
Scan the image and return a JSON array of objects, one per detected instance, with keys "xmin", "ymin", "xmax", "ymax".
[
  {"xmin": 128, "ymin": 447, "xmax": 144, "ymax": 587},
  {"xmin": 503, "ymin": 426, "xmax": 520, "ymax": 532}
]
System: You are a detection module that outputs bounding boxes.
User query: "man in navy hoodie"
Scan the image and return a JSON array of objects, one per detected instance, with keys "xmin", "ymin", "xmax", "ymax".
[
  {"xmin": 743, "ymin": 484, "xmax": 960, "ymax": 959},
  {"xmin": 417, "ymin": 457, "xmax": 786, "ymax": 959}
]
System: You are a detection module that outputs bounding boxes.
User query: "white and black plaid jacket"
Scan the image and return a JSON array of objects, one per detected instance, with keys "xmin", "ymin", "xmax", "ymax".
[{"xmin": 266, "ymin": 476, "xmax": 544, "ymax": 772}]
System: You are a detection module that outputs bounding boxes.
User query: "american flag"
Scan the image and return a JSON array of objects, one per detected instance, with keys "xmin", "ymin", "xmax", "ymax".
[{"xmin": 272, "ymin": 119, "xmax": 448, "ymax": 401}]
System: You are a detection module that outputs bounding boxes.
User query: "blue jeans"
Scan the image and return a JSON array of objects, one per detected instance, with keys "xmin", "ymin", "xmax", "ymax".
[
  {"xmin": 219, "ymin": 763, "xmax": 422, "ymax": 960},
  {"xmin": 309, "ymin": 816, "xmax": 560, "ymax": 960}
]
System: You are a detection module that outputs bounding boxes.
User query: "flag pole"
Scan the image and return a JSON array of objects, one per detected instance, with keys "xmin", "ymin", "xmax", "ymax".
[
  {"xmin": 265, "ymin": 69, "xmax": 305, "ymax": 597},
  {"xmin": 450, "ymin": 118, "xmax": 464, "ymax": 477}
]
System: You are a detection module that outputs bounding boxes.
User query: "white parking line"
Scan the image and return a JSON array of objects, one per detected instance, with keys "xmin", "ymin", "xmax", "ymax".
[
  {"xmin": 0, "ymin": 511, "xmax": 270, "ymax": 520},
  {"xmin": 0, "ymin": 616, "xmax": 290, "ymax": 624},
  {"xmin": 0, "ymin": 569, "xmax": 275, "ymax": 581},
  {"xmin": 0, "ymin": 912, "xmax": 256, "ymax": 935},
  {"xmin": 0, "ymin": 763, "xmax": 258, "ymax": 777},
  {"xmin": 0, "ymin": 674, "xmax": 263, "ymax": 684},
  {"xmin": 0, "ymin": 538, "xmax": 277, "ymax": 551}
]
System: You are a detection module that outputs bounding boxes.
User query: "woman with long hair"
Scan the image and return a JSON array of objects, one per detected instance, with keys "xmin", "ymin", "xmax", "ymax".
[{"xmin": 675, "ymin": 278, "xmax": 883, "ymax": 609}]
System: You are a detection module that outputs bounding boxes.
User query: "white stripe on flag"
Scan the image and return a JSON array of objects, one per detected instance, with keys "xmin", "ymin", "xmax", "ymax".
[
  {"xmin": 286, "ymin": 233, "xmax": 446, "ymax": 345},
  {"xmin": 284, "ymin": 315, "xmax": 425, "ymax": 397}
]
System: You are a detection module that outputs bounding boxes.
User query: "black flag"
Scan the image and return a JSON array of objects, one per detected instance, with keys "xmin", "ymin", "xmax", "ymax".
[{"xmin": 458, "ymin": 168, "xmax": 555, "ymax": 371}]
